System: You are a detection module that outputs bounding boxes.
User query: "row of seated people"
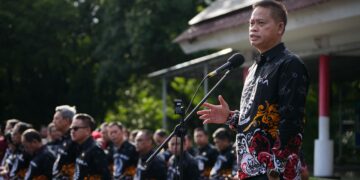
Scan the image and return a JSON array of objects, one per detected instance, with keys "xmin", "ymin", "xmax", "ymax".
[{"xmin": 0, "ymin": 105, "xmax": 237, "ymax": 180}]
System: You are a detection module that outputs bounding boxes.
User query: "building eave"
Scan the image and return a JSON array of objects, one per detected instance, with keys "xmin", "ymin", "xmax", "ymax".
[{"xmin": 174, "ymin": 0, "xmax": 330, "ymax": 44}]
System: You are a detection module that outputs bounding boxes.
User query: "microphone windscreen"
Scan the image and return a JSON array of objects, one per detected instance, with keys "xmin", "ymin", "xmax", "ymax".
[{"xmin": 228, "ymin": 53, "xmax": 245, "ymax": 69}]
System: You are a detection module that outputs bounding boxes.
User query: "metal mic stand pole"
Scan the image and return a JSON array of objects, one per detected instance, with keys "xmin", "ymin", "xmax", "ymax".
[
  {"xmin": 144, "ymin": 70, "xmax": 232, "ymax": 179},
  {"xmin": 174, "ymin": 99, "xmax": 185, "ymax": 180}
]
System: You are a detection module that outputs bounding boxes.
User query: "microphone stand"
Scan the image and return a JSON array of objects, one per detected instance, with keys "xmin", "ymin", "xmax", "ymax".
[{"xmin": 144, "ymin": 70, "xmax": 232, "ymax": 179}]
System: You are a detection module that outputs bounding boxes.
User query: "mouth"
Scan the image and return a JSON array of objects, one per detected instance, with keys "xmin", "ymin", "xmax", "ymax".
[{"xmin": 249, "ymin": 34, "xmax": 260, "ymax": 41}]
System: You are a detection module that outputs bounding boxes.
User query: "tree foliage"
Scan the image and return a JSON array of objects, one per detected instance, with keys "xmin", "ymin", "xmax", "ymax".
[{"xmin": 0, "ymin": 0, "xmax": 206, "ymax": 128}]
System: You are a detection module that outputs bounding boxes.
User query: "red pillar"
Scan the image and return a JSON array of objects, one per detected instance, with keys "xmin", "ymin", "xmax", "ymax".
[
  {"xmin": 314, "ymin": 54, "xmax": 333, "ymax": 177},
  {"xmin": 319, "ymin": 55, "xmax": 330, "ymax": 117}
]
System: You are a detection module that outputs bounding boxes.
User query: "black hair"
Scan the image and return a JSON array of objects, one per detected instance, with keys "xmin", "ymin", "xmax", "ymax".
[{"xmin": 73, "ymin": 113, "xmax": 96, "ymax": 131}]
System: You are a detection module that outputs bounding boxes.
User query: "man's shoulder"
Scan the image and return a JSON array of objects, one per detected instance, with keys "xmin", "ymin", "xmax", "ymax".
[
  {"xmin": 122, "ymin": 141, "xmax": 136, "ymax": 150},
  {"xmin": 282, "ymin": 49, "xmax": 304, "ymax": 64}
]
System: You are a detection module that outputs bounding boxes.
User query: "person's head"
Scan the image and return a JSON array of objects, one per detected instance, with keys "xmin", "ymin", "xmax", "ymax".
[
  {"xmin": 12, "ymin": 122, "xmax": 32, "ymax": 145},
  {"xmin": 70, "ymin": 113, "xmax": 95, "ymax": 144},
  {"xmin": 249, "ymin": 0, "xmax": 287, "ymax": 53},
  {"xmin": 107, "ymin": 122, "xmax": 125, "ymax": 146},
  {"xmin": 184, "ymin": 134, "xmax": 193, "ymax": 150},
  {"xmin": 212, "ymin": 128, "xmax": 231, "ymax": 152},
  {"xmin": 53, "ymin": 105, "xmax": 76, "ymax": 134},
  {"xmin": 100, "ymin": 122, "xmax": 110, "ymax": 143},
  {"xmin": 21, "ymin": 129, "xmax": 43, "ymax": 155},
  {"xmin": 168, "ymin": 135, "xmax": 183, "ymax": 156},
  {"xmin": 39, "ymin": 125, "xmax": 48, "ymax": 139},
  {"xmin": 135, "ymin": 130, "xmax": 153, "ymax": 156},
  {"xmin": 47, "ymin": 122, "xmax": 62, "ymax": 142},
  {"xmin": 194, "ymin": 127, "xmax": 209, "ymax": 148},
  {"xmin": 129, "ymin": 129, "xmax": 139, "ymax": 143},
  {"xmin": 153, "ymin": 129, "xmax": 167, "ymax": 146},
  {"xmin": 5, "ymin": 119, "xmax": 20, "ymax": 134}
]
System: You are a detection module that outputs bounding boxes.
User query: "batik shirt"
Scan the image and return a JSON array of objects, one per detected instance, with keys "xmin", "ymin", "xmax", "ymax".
[
  {"xmin": 134, "ymin": 150, "xmax": 167, "ymax": 180},
  {"xmin": 73, "ymin": 137, "xmax": 111, "ymax": 180},
  {"xmin": 230, "ymin": 43, "xmax": 309, "ymax": 179},
  {"xmin": 167, "ymin": 152, "xmax": 200, "ymax": 180},
  {"xmin": 194, "ymin": 144, "xmax": 218, "ymax": 179},
  {"xmin": 112, "ymin": 140, "xmax": 138, "ymax": 180},
  {"xmin": 9, "ymin": 147, "xmax": 31, "ymax": 179},
  {"xmin": 209, "ymin": 145, "xmax": 236, "ymax": 179},
  {"xmin": 24, "ymin": 146, "xmax": 56, "ymax": 180},
  {"xmin": 52, "ymin": 130, "xmax": 77, "ymax": 179}
]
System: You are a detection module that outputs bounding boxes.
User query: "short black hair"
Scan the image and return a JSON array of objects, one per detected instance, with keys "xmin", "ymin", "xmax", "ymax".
[
  {"xmin": 253, "ymin": 0, "xmax": 288, "ymax": 26},
  {"xmin": 194, "ymin": 127, "xmax": 208, "ymax": 136},
  {"xmin": 213, "ymin": 128, "xmax": 231, "ymax": 141},
  {"xmin": 100, "ymin": 122, "xmax": 108, "ymax": 130},
  {"xmin": 138, "ymin": 129, "xmax": 153, "ymax": 142},
  {"xmin": 22, "ymin": 129, "xmax": 42, "ymax": 143},
  {"xmin": 154, "ymin": 129, "xmax": 167, "ymax": 138},
  {"xmin": 73, "ymin": 113, "xmax": 96, "ymax": 131},
  {"xmin": 108, "ymin": 122, "xmax": 124, "ymax": 131},
  {"xmin": 13, "ymin": 122, "xmax": 33, "ymax": 135}
]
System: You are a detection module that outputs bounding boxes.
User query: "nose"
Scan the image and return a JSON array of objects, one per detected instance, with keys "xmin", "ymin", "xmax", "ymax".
[{"xmin": 250, "ymin": 25, "xmax": 257, "ymax": 32}]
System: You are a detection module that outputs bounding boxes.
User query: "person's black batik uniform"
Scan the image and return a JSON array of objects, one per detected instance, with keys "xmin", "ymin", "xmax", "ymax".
[
  {"xmin": 52, "ymin": 130, "xmax": 78, "ymax": 179},
  {"xmin": 194, "ymin": 144, "xmax": 218, "ymax": 179},
  {"xmin": 24, "ymin": 146, "xmax": 56, "ymax": 180},
  {"xmin": 9, "ymin": 146, "xmax": 31, "ymax": 179},
  {"xmin": 46, "ymin": 138, "xmax": 61, "ymax": 157},
  {"xmin": 1, "ymin": 147, "xmax": 15, "ymax": 176},
  {"xmin": 73, "ymin": 137, "xmax": 111, "ymax": 180},
  {"xmin": 167, "ymin": 152, "xmax": 200, "ymax": 180},
  {"xmin": 158, "ymin": 149, "xmax": 172, "ymax": 166},
  {"xmin": 103, "ymin": 142, "xmax": 114, "ymax": 174},
  {"xmin": 112, "ymin": 140, "xmax": 138, "ymax": 180},
  {"xmin": 187, "ymin": 147, "xmax": 197, "ymax": 157},
  {"xmin": 210, "ymin": 145, "xmax": 236, "ymax": 180},
  {"xmin": 134, "ymin": 150, "xmax": 167, "ymax": 180}
]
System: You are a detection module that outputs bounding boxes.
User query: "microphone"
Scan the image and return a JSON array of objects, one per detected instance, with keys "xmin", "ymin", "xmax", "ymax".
[{"xmin": 207, "ymin": 53, "xmax": 245, "ymax": 77}]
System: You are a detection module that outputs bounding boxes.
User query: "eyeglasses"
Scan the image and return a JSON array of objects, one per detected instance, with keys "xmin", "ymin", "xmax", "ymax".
[{"xmin": 70, "ymin": 126, "xmax": 88, "ymax": 131}]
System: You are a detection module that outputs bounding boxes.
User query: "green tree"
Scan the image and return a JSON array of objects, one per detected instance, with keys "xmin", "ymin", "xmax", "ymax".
[{"xmin": 0, "ymin": 0, "xmax": 103, "ymax": 126}]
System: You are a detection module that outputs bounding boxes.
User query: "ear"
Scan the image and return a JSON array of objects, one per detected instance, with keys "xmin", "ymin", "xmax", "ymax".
[{"xmin": 278, "ymin": 22, "xmax": 285, "ymax": 35}]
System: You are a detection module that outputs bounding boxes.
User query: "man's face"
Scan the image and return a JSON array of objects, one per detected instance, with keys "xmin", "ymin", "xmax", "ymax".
[
  {"xmin": 135, "ymin": 132, "xmax": 152, "ymax": 155},
  {"xmin": 70, "ymin": 118, "xmax": 90, "ymax": 144},
  {"xmin": 53, "ymin": 111, "xmax": 67, "ymax": 132},
  {"xmin": 21, "ymin": 138, "xmax": 36, "ymax": 155},
  {"xmin": 108, "ymin": 125, "xmax": 124, "ymax": 145},
  {"xmin": 153, "ymin": 134, "xmax": 165, "ymax": 146},
  {"xmin": 100, "ymin": 126, "xmax": 110, "ymax": 142},
  {"xmin": 49, "ymin": 126, "xmax": 62, "ymax": 141},
  {"xmin": 194, "ymin": 131, "xmax": 208, "ymax": 147},
  {"xmin": 40, "ymin": 127, "xmax": 48, "ymax": 138},
  {"xmin": 168, "ymin": 136, "xmax": 182, "ymax": 155},
  {"xmin": 249, "ymin": 7, "xmax": 284, "ymax": 53},
  {"xmin": 5, "ymin": 124, "xmax": 14, "ymax": 134},
  {"xmin": 185, "ymin": 136, "xmax": 193, "ymax": 150},
  {"xmin": 11, "ymin": 131, "xmax": 21, "ymax": 145},
  {"xmin": 213, "ymin": 138, "xmax": 230, "ymax": 152}
]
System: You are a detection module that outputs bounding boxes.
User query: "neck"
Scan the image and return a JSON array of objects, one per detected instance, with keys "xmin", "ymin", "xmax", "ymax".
[
  {"xmin": 115, "ymin": 139, "xmax": 124, "ymax": 148},
  {"xmin": 198, "ymin": 143, "xmax": 208, "ymax": 149},
  {"xmin": 33, "ymin": 143, "xmax": 43, "ymax": 154},
  {"xmin": 78, "ymin": 136, "xmax": 90, "ymax": 145},
  {"xmin": 140, "ymin": 149, "xmax": 152, "ymax": 157},
  {"xmin": 61, "ymin": 126, "xmax": 70, "ymax": 135}
]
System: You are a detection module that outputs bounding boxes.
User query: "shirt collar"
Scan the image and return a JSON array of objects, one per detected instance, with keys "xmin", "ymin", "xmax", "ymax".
[
  {"xmin": 79, "ymin": 136, "xmax": 93, "ymax": 149},
  {"xmin": 255, "ymin": 42, "xmax": 285, "ymax": 64}
]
